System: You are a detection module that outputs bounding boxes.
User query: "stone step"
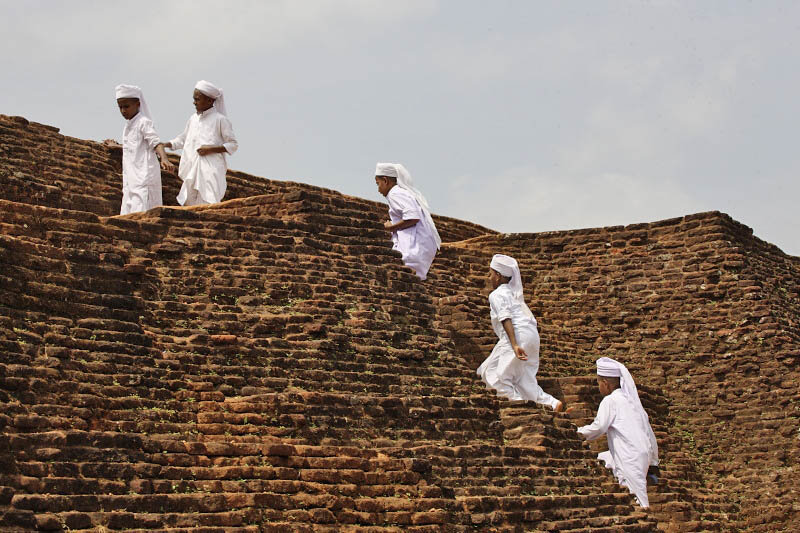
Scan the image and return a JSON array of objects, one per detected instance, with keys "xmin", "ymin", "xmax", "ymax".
[
  {"xmin": 6, "ymin": 492, "xmax": 459, "ymax": 526},
  {"xmin": 457, "ymin": 492, "xmax": 641, "ymax": 515}
]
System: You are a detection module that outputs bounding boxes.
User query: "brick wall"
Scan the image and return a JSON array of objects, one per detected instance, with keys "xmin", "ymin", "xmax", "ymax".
[{"xmin": 1, "ymin": 114, "xmax": 798, "ymax": 531}]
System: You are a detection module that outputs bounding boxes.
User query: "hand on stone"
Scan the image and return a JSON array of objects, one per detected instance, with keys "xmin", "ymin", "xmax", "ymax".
[
  {"xmin": 160, "ymin": 158, "xmax": 175, "ymax": 172},
  {"xmin": 384, "ymin": 221, "xmax": 394, "ymax": 230},
  {"xmin": 103, "ymin": 139, "xmax": 121, "ymax": 148}
]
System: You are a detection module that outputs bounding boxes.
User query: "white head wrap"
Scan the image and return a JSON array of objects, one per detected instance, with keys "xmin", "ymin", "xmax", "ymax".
[
  {"xmin": 596, "ymin": 357, "xmax": 644, "ymax": 412},
  {"xmin": 375, "ymin": 163, "xmax": 441, "ymax": 249},
  {"xmin": 195, "ymin": 80, "xmax": 227, "ymax": 117},
  {"xmin": 115, "ymin": 84, "xmax": 151, "ymax": 119},
  {"xmin": 489, "ymin": 254, "xmax": 534, "ymax": 319}
]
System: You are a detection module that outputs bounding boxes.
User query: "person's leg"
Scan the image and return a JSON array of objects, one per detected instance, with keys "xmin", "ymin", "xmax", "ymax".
[
  {"xmin": 184, "ymin": 189, "xmax": 208, "ymax": 206},
  {"xmin": 477, "ymin": 351, "xmax": 499, "ymax": 390},
  {"xmin": 512, "ymin": 358, "xmax": 560, "ymax": 409},
  {"xmin": 120, "ymin": 180, "xmax": 131, "ymax": 215},
  {"xmin": 127, "ymin": 188, "xmax": 147, "ymax": 214},
  {"xmin": 492, "ymin": 375, "xmax": 524, "ymax": 401},
  {"xmin": 517, "ymin": 378, "xmax": 559, "ymax": 409},
  {"xmin": 480, "ymin": 352, "xmax": 524, "ymax": 400}
]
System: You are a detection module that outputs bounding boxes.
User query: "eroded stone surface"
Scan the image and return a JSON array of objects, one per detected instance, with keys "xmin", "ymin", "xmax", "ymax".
[{"xmin": 1, "ymin": 114, "xmax": 798, "ymax": 531}]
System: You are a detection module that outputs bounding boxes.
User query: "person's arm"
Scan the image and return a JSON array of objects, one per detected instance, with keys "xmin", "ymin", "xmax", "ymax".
[
  {"xmin": 196, "ymin": 145, "xmax": 228, "ymax": 156},
  {"xmin": 198, "ymin": 115, "xmax": 238, "ymax": 156},
  {"xmin": 156, "ymin": 144, "xmax": 175, "ymax": 171},
  {"xmin": 577, "ymin": 397, "xmax": 615, "ymax": 441},
  {"xmin": 489, "ymin": 289, "xmax": 517, "ymax": 354},
  {"xmin": 501, "ymin": 318, "xmax": 527, "ymax": 361},
  {"xmin": 141, "ymin": 118, "xmax": 175, "ymax": 172},
  {"xmin": 219, "ymin": 115, "xmax": 238, "ymax": 155},
  {"xmin": 385, "ymin": 189, "xmax": 422, "ymax": 232},
  {"xmin": 162, "ymin": 118, "xmax": 190, "ymax": 151},
  {"xmin": 383, "ymin": 219, "xmax": 419, "ymax": 232}
]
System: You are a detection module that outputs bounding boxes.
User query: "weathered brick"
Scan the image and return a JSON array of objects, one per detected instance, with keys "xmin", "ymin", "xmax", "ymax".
[{"xmin": 0, "ymin": 113, "xmax": 798, "ymax": 532}]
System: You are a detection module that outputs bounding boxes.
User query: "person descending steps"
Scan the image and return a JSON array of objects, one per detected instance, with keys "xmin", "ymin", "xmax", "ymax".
[
  {"xmin": 477, "ymin": 254, "xmax": 565, "ymax": 411},
  {"xmin": 108, "ymin": 84, "xmax": 173, "ymax": 214},
  {"xmin": 374, "ymin": 162, "xmax": 441, "ymax": 280},
  {"xmin": 576, "ymin": 357, "xmax": 660, "ymax": 508},
  {"xmin": 161, "ymin": 80, "xmax": 238, "ymax": 206}
]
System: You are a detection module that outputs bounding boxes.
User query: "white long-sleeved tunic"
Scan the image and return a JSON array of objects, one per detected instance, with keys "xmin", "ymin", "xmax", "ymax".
[
  {"xmin": 169, "ymin": 107, "xmax": 238, "ymax": 206},
  {"xmin": 386, "ymin": 186, "xmax": 439, "ymax": 280},
  {"xmin": 120, "ymin": 113, "xmax": 163, "ymax": 214},
  {"xmin": 577, "ymin": 389, "xmax": 657, "ymax": 507},
  {"xmin": 476, "ymin": 284, "xmax": 559, "ymax": 407}
]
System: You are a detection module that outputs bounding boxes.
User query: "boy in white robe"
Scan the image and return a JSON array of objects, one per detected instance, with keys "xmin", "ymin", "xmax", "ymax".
[
  {"xmin": 477, "ymin": 254, "xmax": 564, "ymax": 411},
  {"xmin": 111, "ymin": 85, "xmax": 173, "ymax": 214},
  {"xmin": 577, "ymin": 357, "xmax": 660, "ymax": 508},
  {"xmin": 374, "ymin": 163, "xmax": 441, "ymax": 280},
  {"xmin": 160, "ymin": 80, "xmax": 238, "ymax": 206}
]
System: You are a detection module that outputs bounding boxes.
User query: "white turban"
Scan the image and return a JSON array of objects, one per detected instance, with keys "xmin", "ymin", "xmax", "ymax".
[
  {"xmin": 596, "ymin": 357, "xmax": 643, "ymax": 412},
  {"xmin": 375, "ymin": 163, "xmax": 441, "ymax": 249},
  {"xmin": 115, "ymin": 84, "xmax": 151, "ymax": 119},
  {"xmin": 489, "ymin": 254, "xmax": 534, "ymax": 320},
  {"xmin": 195, "ymin": 80, "xmax": 227, "ymax": 117}
]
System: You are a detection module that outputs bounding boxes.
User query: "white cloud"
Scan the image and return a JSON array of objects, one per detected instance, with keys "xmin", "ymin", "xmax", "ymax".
[
  {"xmin": 444, "ymin": 166, "xmax": 704, "ymax": 234},
  {"xmin": 3, "ymin": 1, "xmax": 437, "ymax": 65}
]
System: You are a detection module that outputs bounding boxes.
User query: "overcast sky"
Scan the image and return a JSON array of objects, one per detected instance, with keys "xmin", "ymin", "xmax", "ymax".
[{"xmin": 2, "ymin": 1, "xmax": 798, "ymax": 255}]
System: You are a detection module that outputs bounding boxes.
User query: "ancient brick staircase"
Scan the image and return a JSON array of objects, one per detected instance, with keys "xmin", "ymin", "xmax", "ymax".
[
  {"xmin": 1, "ymin": 114, "xmax": 799, "ymax": 531},
  {"xmin": 431, "ymin": 219, "xmax": 800, "ymax": 531},
  {"xmin": 0, "ymin": 197, "xmax": 656, "ymax": 532},
  {"xmin": 433, "ymin": 256, "xmax": 738, "ymax": 532}
]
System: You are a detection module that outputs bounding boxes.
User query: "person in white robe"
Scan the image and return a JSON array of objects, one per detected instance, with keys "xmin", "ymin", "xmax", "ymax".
[
  {"xmin": 576, "ymin": 357, "xmax": 660, "ymax": 508},
  {"xmin": 161, "ymin": 80, "xmax": 238, "ymax": 206},
  {"xmin": 112, "ymin": 85, "xmax": 173, "ymax": 215},
  {"xmin": 374, "ymin": 163, "xmax": 441, "ymax": 280},
  {"xmin": 477, "ymin": 254, "xmax": 564, "ymax": 411}
]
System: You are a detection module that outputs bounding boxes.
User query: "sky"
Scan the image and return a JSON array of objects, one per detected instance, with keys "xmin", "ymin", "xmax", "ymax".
[{"xmin": 2, "ymin": 0, "xmax": 798, "ymax": 256}]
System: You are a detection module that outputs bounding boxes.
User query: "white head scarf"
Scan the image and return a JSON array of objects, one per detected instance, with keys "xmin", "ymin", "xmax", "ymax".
[
  {"xmin": 596, "ymin": 357, "xmax": 644, "ymax": 412},
  {"xmin": 375, "ymin": 163, "xmax": 441, "ymax": 249},
  {"xmin": 489, "ymin": 254, "xmax": 534, "ymax": 320},
  {"xmin": 115, "ymin": 84, "xmax": 151, "ymax": 119},
  {"xmin": 195, "ymin": 80, "xmax": 227, "ymax": 117}
]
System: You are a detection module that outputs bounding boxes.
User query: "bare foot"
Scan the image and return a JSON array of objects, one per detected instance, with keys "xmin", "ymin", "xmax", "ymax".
[{"xmin": 555, "ymin": 400, "xmax": 572, "ymax": 413}]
